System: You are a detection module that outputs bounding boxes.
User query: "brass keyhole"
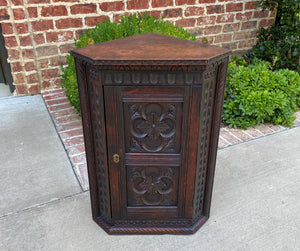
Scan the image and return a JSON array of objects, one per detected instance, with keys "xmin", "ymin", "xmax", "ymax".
[{"xmin": 113, "ymin": 154, "xmax": 120, "ymax": 163}]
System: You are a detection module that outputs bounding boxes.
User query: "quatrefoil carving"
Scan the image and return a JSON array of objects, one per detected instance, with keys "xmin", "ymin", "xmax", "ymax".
[
  {"xmin": 130, "ymin": 103, "xmax": 176, "ymax": 152},
  {"xmin": 130, "ymin": 167, "xmax": 174, "ymax": 206}
]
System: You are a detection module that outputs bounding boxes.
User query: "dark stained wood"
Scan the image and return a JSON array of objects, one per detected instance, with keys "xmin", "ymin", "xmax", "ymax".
[
  {"xmin": 71, "ymin": 33, "xmax": 230, "ymax": 234},
  {"xmin": 203, "ymin": 60, "xmax": 229, "ymax": 217},
  {"xmin": 183, "ymin": 86, "xmax": 202, "ymax": 218},
  {"xmin": 72, "ymin": 33, "xmax": 229, "ymax": 65}
]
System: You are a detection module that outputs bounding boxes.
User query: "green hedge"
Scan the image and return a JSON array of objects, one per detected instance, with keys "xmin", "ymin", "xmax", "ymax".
[
  {"xmin": 222, "ymin": 57, "xmax": 300, "ymax": 129},
  {"xmin": 60, "ymin": 13, "xmax": 195, "ymax": 114}
]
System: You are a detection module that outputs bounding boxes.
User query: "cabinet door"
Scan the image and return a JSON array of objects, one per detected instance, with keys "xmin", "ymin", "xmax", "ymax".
[{"xmin": 104, "ymin": 86, "xmax": 200, "ymax": 220}]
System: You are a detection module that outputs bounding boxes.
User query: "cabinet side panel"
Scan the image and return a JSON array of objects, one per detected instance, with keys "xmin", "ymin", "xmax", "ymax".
[
  {"xmin": 193, "ymin": 65, "xmax": 218, "ymax": 219},
  {"xmin": 88, "ymin": 66, "xmax": 111, "ymax": 221},
  {"xmin": 203, "ymin": 59, "xmax": 229, "ymax": 217},
  {"xmin": 74, "ymin": 59, "xmax": 100, "ymax": 219}
]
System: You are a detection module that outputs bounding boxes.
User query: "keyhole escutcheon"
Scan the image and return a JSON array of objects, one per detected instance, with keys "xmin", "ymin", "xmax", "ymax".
[{"xmin": 113, "ymin": 154, "xmax": 120, "ymax": 163}]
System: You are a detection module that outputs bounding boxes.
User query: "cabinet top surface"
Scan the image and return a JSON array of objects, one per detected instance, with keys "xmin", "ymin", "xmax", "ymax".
[{"xmin": 71, "ymin": 33, "xmax": 230, "ymax": 65}]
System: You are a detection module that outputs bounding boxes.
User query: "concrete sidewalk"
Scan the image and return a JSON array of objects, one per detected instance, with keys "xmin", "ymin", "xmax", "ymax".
[{"xmin": 0, "ymin": 95, "xmax": 300, "ymax": 250}]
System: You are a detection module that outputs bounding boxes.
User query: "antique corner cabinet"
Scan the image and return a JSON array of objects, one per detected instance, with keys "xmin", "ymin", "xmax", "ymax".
[{"xmin": 71, "ymin": 33, "xmax": 230, "ymax": 234}]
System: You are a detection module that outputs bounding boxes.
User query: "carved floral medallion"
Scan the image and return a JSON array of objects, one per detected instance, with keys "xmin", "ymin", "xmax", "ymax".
[
  {"xmin": 125, "ymin": 103, "xmax": 181, "ymax": 153},
  {"xmin": 127, "ymin": 166, "xmax": 178, "ymax": 206}
]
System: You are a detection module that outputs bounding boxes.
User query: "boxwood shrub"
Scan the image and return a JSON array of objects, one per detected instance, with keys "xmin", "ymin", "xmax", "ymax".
[
  {"xmin": 223, "ymin": 56, "xmax": 300, "ymax": 129},
  {"xmin": 60, "ymin": 13, "xmax": 195, "ymax": 114}
]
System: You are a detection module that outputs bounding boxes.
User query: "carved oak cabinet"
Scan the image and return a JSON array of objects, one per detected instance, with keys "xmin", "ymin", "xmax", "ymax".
[{"xmin": 71, "ymin": 33, "xmax": 230, "ymax": 234}]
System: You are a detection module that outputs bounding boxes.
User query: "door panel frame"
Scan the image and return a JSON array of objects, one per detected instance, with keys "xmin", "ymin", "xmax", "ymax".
[
  {"xmin": 104, "ymin": 85, "xmax": 193, "ymax": 220},
  {"xmin": 104, "ymin": 86, "xmax": 125, "ymax": 219}
]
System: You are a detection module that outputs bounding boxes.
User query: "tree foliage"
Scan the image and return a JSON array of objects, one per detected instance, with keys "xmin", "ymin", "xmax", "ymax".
[{"xmin": 246, "ymin": 0, "xmax": 300, "ymax": 71}]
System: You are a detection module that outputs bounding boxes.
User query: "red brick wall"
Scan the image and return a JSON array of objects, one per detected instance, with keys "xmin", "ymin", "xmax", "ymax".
[{"xmin": 0, "ymin": 0, "xmax": 274, "ymax": 95}]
